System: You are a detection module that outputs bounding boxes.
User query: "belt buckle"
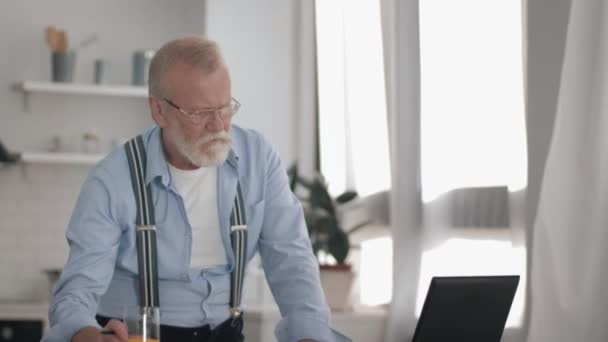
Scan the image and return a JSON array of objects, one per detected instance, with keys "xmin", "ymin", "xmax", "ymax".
[{"xmin": 230, "ymin": 307, "xmax": 242, "ymax": 318}]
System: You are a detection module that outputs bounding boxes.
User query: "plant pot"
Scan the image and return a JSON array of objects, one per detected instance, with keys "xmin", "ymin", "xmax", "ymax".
[{"xmin": 319, "ymin": 264, "xmax": 355, "ymax": 311}]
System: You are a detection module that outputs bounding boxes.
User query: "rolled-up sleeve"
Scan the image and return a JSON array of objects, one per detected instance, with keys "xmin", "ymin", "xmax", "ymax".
[
  {"xmin": 43, "ymin": 165, "xmax": 122, "ymax": 342},
  {"xmin": 257, "ymin": 141, "xmax": 350, "ymax": 342}
]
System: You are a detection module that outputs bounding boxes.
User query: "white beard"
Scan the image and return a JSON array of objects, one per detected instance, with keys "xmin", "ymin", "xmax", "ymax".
[{"xmin": 175, "ymin": 130, "xmax": 232, "ymax": 167}]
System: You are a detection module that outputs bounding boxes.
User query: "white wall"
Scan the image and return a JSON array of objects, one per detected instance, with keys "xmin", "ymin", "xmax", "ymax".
[
  {"xmin": 205, "ymin": 0, "xmax": 298, "ymax": 164},
  {"xmin": 0, "ymin": 0, "xmax": 302, "ymax": 303}
]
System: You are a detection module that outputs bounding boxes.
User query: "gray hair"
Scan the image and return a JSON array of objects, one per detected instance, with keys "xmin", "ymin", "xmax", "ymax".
[{"xmin": 148, "ymin": 35, "xmax": 225, "ymax": 97}]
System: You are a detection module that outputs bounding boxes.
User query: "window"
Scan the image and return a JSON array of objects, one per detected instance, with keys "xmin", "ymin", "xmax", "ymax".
[
  {"xmin": 419, "ymin": 0, "xmax": 527, "ymax": 327},
  {"xmin": 315, "ymin": 0, "xmax": 391, "ymax": 198},
  {"xmin": 315, "ymin": 0, "xmax": 392, "ymax": 307},
  {"xmin": 360, "ymin": 236, "xmax": 392, "ymax": 305},
  {"xmin": 420, "ymin": 0, "xmax": 527, "ymax": 202},
  {"xmin": 314, "ymin": 0, "xmax": 525, "ymax": 317}
]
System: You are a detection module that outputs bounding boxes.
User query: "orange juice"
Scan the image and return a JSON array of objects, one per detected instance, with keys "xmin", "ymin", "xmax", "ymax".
[{"xmin": 127, "ymin": 337, "xmax": 160, "ymax": 342}]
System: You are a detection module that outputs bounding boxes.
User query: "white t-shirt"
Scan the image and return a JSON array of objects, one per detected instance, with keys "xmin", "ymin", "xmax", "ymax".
[{"xmin": 168, "ymin": 164, "xmax": 227, "ymax": 269}]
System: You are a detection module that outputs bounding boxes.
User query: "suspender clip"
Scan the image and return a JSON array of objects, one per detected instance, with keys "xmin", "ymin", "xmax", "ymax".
[
  {"xmin": 231, "ymin": 224, "xmax": 247, "ymax": 232},
  {"xmin": 137, "ymin": 225, "xmax": 157, "ymax": 232}
]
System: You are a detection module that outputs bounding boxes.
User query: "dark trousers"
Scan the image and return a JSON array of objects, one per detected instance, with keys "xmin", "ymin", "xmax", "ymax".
[{"xmin": 96, "ymin": 315, "xmax": 212, "ymax": 342}]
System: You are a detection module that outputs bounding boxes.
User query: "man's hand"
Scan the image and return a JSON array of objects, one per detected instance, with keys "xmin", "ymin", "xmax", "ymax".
[{"xmin": 71, "ymin": 319, "xmax": 128, "ymax": 342}]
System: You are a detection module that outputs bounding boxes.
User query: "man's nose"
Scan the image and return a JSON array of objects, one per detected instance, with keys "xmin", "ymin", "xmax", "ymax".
[{"xmin": 205, "ymin": 111, "xmax": 225, "ymax": 131}]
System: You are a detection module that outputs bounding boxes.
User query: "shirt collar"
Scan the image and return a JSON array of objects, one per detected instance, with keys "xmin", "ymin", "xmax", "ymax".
[{"xmin": 144, "ymin": 126, "xmax": 239, "ymax": 186}]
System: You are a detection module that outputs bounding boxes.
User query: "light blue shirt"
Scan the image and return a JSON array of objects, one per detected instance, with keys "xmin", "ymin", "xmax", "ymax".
[{"xmin": 43, "ymin": 125, "xmax": 349, "ymax": 342}]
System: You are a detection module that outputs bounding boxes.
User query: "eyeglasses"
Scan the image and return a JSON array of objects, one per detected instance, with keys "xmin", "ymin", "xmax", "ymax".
[{"xmin": 163, "ymin": 97, "xmax": 241, "ymax": 124}]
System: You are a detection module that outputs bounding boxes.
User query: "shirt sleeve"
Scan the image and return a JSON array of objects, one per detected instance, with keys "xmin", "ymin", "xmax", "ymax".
[
  {"xmin": 256, "ymin": 140, "xmax": 351, "ymax": 342},
  {"xmin": 42, "ymin": 165, "xmax": 123, "ymax": 342}
]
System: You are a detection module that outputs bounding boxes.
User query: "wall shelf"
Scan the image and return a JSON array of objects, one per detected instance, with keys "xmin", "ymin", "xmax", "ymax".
[
  {"xmin": 15, "ymin": 81, "xmax": 148, "ymax": 111},
  {"xmin": 21, "ymin": 152, "xmax": 104, "ymax": 165},
  {"xmin": 17, "ymin": 81, "xmax": 148, "ymax": 98}
]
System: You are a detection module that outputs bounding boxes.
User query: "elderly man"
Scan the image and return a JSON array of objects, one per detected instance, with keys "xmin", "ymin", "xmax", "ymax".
[{"xmin": 43, "ymin": 36, "xmax": 348, "ymax": 342}]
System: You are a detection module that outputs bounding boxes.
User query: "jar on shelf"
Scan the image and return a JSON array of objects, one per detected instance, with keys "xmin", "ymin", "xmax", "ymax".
[{"xmin": 81, "ymin": 131, "xmax": 100, "ymax": 154}]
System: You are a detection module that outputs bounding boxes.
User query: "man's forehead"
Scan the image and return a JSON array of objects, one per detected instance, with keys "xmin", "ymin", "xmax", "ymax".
[
  {"xmin": 167, "ymin": 61, "xmax": 229, "ymax": 77},
  {"xmin": 163, "ymin": 66, "xmax": 231, "ymax": 108}
]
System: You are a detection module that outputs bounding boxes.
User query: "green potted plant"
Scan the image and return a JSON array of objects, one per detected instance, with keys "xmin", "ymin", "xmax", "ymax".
[{"xmin": 288, "ymin": 164, "xmax": 370, "ymax": 310}]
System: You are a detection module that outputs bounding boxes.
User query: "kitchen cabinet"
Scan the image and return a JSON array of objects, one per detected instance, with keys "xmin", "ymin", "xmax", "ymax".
[{"xmin": 0, "ymin": 302, "xmax": 48, "ymax": 340}]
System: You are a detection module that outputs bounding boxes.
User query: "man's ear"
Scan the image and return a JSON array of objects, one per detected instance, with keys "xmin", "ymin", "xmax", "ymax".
[{"xmin": 149, "ymin": 96, "xmax": 168, "ymax": 128}]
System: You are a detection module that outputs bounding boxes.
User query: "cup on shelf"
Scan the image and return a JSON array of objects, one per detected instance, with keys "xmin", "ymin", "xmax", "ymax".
[
  {"xmin": 51, "ymin": 50, "xmax": 76, "ymax": 82},
  {"xmin": 81, "ymin": 132, "xmax": 100, "ymax": 154},
  {"xmin": 94, "ymin": 59, "xmax": 109, "ymax": 85}
]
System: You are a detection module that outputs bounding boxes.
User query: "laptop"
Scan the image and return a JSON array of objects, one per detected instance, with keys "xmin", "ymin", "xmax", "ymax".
[{"xmin": 412, "ymin": 275, "xmax": 519, "ymax": 342}]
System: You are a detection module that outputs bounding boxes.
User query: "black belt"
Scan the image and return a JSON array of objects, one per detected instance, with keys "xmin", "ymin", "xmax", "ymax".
[{"xmin": 96, "ymin": 315, "xmax": 212, "ymax": 342}]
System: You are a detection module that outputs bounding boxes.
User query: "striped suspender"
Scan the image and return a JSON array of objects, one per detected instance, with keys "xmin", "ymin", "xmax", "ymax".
[
  {"xmin": 125, "ymin": 135, "xmax": 248, "ymax": 320},
  {"xmin": 229, "ymin": 183, "xmax": 247, "ymax": 318},
  {"xmin": 125, "ymin": 136, "xmax": 160, "ymax": 312}
]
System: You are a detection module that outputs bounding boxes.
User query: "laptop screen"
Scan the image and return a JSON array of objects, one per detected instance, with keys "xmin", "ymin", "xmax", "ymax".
[{"xmin": 412, "ymin": 275, "xmax": 519, "ymax": 342}]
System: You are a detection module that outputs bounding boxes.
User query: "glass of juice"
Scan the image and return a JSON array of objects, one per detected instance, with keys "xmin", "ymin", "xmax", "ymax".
[{"xmin": 122, "ymin": 305, "xmax": 161, "ymax": 342}]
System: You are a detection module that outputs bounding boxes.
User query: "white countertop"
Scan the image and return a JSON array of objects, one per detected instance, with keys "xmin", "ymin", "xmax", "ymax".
[{"xmin": 0, "ymin": 301, "xmax": 48, "ymax": 319}]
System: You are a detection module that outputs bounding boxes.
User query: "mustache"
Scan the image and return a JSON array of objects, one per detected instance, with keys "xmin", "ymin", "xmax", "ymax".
[{"xmin": 197, "ymin": 131, "xmax": 232, "ymax": 145}]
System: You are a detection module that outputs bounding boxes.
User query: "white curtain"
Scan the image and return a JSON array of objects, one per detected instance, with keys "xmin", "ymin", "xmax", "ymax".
[
  {"xmin": 527, "ymin": 1, "xmax": 608, "ymax": 341},
  {"xmin": 381, "ymin": 1, "xmax": 422, "ymax": 341}
]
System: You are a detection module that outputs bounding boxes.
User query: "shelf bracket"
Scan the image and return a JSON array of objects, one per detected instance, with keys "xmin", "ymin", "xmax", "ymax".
[
  {"xmin": 12, "ymin": 83, "xmax": 30, "ymax": 112},
  {"xmin": 23, "ymin": 91, "xmax": 30, "ymax": 112}
]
